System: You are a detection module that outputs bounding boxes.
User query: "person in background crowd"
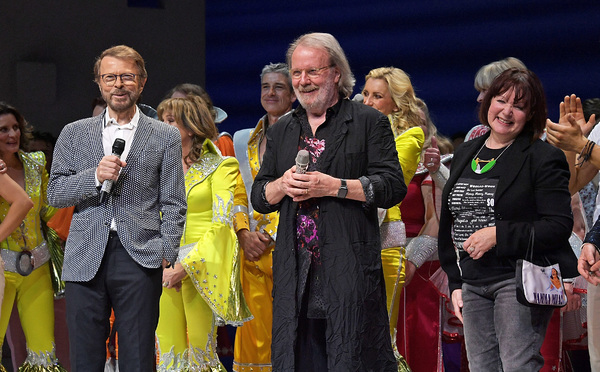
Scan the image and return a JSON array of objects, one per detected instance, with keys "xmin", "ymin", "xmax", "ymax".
[
  {"xmin": 439, "ymin": 68, "xmax": 578, "ymax": 371},
  {"xmin": 0, "ymin": 102, "xmax": 64, "ymax": 371},
  {"xmin": 396, "ymin": 98, "xmax": 456, "ymax": 372},
  {"xmin": 92, "ymin": 97, "xmax": 107, "ymax": 118},
  {"xmin": 251, "ymin": 32, "xmax": 406, "ymax": 371},
  {"xmin": 166, "ymin": 83, "xmax": 235, "ymax": 156},
  {"xmin": 361, "ymin": 66, "xmax": 424, "ymax": 370},
  {"xmin": 232, "ymin": 62, "xmax": 296, "ymax": 372},
  {"xmin": 48, "ymin": 45, "xmax": 186, "ymax": 372},
  {"xmin": 6, "ymin": 128, "xmax": 72, "ymax": 371},
  {"xmin": 579, "ymin": 98, "xmax": 600, "ymax": 229},
  {"xmin": 546, "ymin": 94, "xmax": 600, "ymax": 371},
  {"xmin": 0, "ymin": 158, "xmax": 33, "ymax": 315}
]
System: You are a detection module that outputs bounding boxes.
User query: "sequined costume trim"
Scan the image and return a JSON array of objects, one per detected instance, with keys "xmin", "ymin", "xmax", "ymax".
[
  {"xmin": 156, "ymin": 345, "xmax": 189, "ymax": 371},
  {"xmin": 157, "ymin": 332, "xmax": 227, "ymax": 371},
  {"xmin": 188, "ymin": 333, "xmax": 227, "ymax": 371},
  {"xmin": 17, "ymin": 344, "xmax": 66, "ymax": 372},
  {"xmin": 212, "ymin": 193, "xmax": 234, "ymax": 227}
]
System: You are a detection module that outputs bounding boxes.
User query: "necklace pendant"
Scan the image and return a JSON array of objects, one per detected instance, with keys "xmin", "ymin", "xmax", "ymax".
[
  {"xmin": 471, "ymin": 157, "xmax": 497, "ymax": 174},
  {"xmin": 471, "ymin": 158, "xmax": 481, "ymax": 174}
]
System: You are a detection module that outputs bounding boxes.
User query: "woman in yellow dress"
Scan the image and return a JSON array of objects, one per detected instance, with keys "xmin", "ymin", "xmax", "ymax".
[
  {"xmin": 362, "ymin": 67, "xmax": 424, "ymax": 370},
  {"xmin": 0, "ymin": 102, "xmax": 65, "ymax": 371},
  {"xmin": 0, "ymin": 158, "xmax": 34, "ymax": 317},
  {"xmin": 156, "ymin": 95, "xmax": 251, "ymax": 370}
]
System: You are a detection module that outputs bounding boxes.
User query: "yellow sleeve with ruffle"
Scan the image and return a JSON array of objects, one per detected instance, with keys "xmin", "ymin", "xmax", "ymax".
[
  {"xmin": 181, "ymin": 156, "xmax": 252, "ymax": 325},
  {"xmin": 385, "ymin": 126, "xmax": 425, "ymax": 222}
]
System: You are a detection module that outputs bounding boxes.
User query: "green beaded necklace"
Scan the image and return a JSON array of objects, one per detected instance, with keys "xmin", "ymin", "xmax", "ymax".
[{"xmin": 471, "ymin": 138, "xmax": 513, "ymax": 174}]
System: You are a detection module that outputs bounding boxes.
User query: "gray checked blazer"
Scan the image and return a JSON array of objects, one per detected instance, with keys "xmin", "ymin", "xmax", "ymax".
[{"xmin": 48, "ymin": 110, "xmax": 187, "ymax": 282}]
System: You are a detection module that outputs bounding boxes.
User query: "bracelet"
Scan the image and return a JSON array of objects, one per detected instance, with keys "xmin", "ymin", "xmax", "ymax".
[
  {"xmin": 405, "ymin": 234, "xmax": 437, "ymax": 268},
  {"xmin": 575, "ymin": 139, "xmax": 596, "ymax": 167},
  {"xmin": 430, "ymin": 164, "xmax": 450, "ymax": 188}
]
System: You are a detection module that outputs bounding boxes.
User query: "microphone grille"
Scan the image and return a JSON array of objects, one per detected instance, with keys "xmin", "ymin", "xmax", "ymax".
[
  {"xmin": 112, "ymin": 138, "xmax": 126, "ymax": 155},
  {"xmin": 296, "ymin": 149, "xmax": 309, "ymax": 165}
]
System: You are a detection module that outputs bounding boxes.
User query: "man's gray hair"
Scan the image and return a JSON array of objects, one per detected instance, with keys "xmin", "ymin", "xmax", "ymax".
[
  {"xmin": 286, "ymin": 32, "xmax": 355, "ymax": 98},
  {"xmin": 260, "ymin": 63, "xmax": 293, "ymax": 91}
]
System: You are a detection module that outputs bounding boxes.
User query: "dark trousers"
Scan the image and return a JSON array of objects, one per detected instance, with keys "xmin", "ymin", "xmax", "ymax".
[
  {"xmin": 66, "ymin": 232, "xmax": 162, "ymax": 372},
  {"xmin": 295, "ymin": 287, "xmax": 328, "ymax": 371}
]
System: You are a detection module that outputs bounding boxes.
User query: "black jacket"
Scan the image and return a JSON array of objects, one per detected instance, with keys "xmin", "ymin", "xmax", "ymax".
[{"xmin": 251, "ymin": 99, "xmax": 406, "ymax": 371}]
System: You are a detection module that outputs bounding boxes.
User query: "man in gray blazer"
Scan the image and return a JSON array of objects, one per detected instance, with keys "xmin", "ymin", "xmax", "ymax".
[{"xmin": 48, "ymin": 45, "xmax": 186, "ymax": 372}]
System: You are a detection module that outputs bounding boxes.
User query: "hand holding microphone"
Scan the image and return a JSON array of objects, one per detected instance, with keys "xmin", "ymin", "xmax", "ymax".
[
  {"xmin": 291, "ymin": 149, "xmax": 338, "ymax": 200},
  {"xmin": 99, "ymin": 138, "xmax": 126, "ymax": 203}
]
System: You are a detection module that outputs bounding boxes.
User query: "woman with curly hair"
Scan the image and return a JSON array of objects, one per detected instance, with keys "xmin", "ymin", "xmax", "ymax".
[{"xmin": 362, "ymin": 67, "xmax": 424, "ymax": 370}]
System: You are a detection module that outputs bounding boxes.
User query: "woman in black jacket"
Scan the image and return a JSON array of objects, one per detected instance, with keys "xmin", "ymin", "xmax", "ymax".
[{"xmin": 438, "ymin": 68, "xmax": 578, "ymax": 371}]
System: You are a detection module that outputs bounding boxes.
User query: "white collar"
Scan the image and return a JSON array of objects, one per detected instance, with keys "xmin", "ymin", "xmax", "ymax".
[{"xmin": 104, "ymin": 106, "xmax": 140, "ymax": 129}]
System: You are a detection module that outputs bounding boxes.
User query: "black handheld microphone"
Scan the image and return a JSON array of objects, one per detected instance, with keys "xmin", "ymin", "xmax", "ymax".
[
  {"xmin": 99, "ymin": 138, "xmax": 126, "ymax": 203},
  {"xmin": 295, "ymin": 149, "xmax": 309, "ymax": 174}
]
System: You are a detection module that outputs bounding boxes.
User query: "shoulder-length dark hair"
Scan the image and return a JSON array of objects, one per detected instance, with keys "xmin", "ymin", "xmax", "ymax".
[
  {"xmin": 157, "ymin": 95, "xmax": 218, "ymax": 166},
  {"xmin": 479, "ymin": 68, "xmax": 547, "ymax": 142},
  {"xmin": 0, "ymin": 102, "xmax": 33, "ymax": 150}
]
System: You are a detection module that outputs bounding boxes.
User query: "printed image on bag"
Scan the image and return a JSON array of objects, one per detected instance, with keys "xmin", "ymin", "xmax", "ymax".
[{"xmin": 516, "ymin": 259, "xmax": 567, "ymax": 308}]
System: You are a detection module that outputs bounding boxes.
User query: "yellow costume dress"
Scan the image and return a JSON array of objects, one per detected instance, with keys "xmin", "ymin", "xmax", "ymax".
[
  {"xmin": 0, "ymin": 151, "xmax": 64, "ymax": 372},
  {"xmin": 380, "ymin": 127, "xmax": 424, "ymax": 370},
  {"xmin": 232, "ymin": 117, "xmax": 279, "ymax": 372},
  {"xmin": 156, "ymin": 140, "xmax": 251, "ymax": 371}
]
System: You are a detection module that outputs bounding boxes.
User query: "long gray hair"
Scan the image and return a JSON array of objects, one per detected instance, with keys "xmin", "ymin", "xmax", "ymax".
[{"xmin": 286, "ymin": 32, "xmax": 355, "ymax": 98}]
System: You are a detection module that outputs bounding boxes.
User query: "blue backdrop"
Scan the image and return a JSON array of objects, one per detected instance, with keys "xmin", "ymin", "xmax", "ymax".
[{"xmin": 205, "ymin": 0, "xmax": 599, "ymax": 140}]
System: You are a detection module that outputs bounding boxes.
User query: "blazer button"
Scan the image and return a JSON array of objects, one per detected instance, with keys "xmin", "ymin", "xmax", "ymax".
[{"xmin": 497, "ymin": 214, "xmax": 503, "ymax": 220}]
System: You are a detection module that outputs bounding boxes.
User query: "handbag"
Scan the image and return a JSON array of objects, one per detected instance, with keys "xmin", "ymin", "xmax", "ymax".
[
  {"xmin": 515, "ymin": 227, "xmax": 567, "ymax": 308},
  {"xmin": 380, "ymin": 220, "xmax": 407, "ymax": 249}
]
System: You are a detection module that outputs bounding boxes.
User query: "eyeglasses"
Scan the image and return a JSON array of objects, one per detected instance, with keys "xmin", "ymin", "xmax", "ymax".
[
  {"xmin": 99, "ymin": 73, "xmax": 138, "ymax": 86},
  {"xmin": 290, "ymin": 65, "xmax": 334, "ymax": 80}
]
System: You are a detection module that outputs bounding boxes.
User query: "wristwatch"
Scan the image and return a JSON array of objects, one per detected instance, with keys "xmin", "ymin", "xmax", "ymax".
[{"xmin": 337, "ymin": 179, "xmax": 348, "ymax": 198}]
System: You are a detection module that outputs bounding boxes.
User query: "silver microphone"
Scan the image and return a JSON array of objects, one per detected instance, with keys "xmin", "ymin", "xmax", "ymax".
[{"xmin": 295, "ymin": 149, "xmax": 309, "ymax": 174}]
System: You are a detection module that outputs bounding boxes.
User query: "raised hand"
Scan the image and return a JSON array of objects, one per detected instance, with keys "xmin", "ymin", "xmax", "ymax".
[
  {"xmin": 562, "ymin": 94, "xmax": 596, "ymax": 136},
  {"xmin": 423, "ymin": 136, "xmax": 441, "ymax": 173}
]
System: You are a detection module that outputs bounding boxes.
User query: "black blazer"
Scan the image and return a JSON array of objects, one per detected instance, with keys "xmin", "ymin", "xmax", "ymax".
[{"xmin": 439, "ymin": 131, "xmax": 578, "ymax": 293}]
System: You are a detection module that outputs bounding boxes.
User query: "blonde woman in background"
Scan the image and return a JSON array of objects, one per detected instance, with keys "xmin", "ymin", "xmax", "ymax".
[{"xmin": 362, "ymin": 67, "xmax": 424, "ymax": 370}]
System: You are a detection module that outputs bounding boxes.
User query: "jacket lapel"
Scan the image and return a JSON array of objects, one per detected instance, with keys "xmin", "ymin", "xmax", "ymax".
[
  {"xmin": 90, "ymin": 115, "xmax": 106, "ymax": 165},
  {"xmin": 126, "ymin": 113, "xmax": 152, "ymax": 163},
  {"xmin": 281, "ymin": 118, "xmax": 302, "ymax": 170},
  {"xmin": 446, "ymin": 133, "xmax": 488, "ymax": 188},
  {"xmin": 494, "ymin": 133, "xmax": 532, "ymax": 201}
]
